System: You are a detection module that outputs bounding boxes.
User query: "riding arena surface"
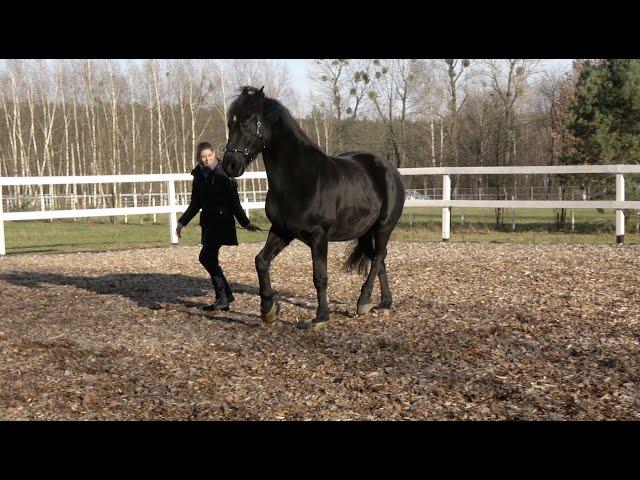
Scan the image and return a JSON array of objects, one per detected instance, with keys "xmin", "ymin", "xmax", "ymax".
[{"xmin": 1, "ymin": 241, "xmax": 639, "ymax": 420}]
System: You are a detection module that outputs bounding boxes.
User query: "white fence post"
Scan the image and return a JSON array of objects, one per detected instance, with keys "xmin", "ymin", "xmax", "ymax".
[
  {"xmin": 72, "ymin": 192, "xmax": 77, "ymax": 223},
  {"xmin": 243, "ymin": 194, "xmax": 250, "ymax": 220},
  {"xmin": 168, "ymin": 180, "xmax": 178, "ymax": 245},
  {"xmin": 616, "ymin": 173, "xmax": 625, "ymax": 244},
  {"xmin": 442, "ymin": 174, "xmax": 451, "ymax": 241},
  {"xmin": 0, "ymin": 184, "xmax": 5, "ymax": 256}
]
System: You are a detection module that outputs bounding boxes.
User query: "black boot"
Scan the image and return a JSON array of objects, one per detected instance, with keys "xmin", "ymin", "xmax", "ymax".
[
  {"xmin": 203, "ymin": 275, "xmax": 229, "ymax": 311},
  {"xmin": 222, "ymin": 275, "xmax": 235, "ymax": 303},
  {"xmin": 208, "ymin": 272, "xmax": 235, "ymax": 303}
]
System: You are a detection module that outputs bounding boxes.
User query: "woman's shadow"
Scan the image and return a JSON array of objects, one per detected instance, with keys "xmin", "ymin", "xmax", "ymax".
[{"xmin": 0, "ymin": 271, "xmax": 254, "ymax": 310}]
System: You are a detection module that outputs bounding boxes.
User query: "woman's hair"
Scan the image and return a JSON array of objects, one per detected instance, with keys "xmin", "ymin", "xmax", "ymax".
[{"xmin": 196, "ymin": 141, "xmax": 215, "ymax": 163}]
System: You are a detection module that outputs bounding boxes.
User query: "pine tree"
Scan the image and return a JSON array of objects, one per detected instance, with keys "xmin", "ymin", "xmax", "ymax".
[{"xmin": 563, "ymin": 59, "xmax": 640, "ymax": 199}]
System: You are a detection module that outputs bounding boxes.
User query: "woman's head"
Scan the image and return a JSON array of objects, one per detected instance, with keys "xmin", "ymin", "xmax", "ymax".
[{"xmin": 196, "ymin": 141, "xmax": 217, "ymax": 166}]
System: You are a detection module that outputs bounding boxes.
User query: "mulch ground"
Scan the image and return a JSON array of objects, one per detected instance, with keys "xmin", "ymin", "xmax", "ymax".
[{"xmin": 1, "ymin": 241, "xmax": 639, "ymax": 420}]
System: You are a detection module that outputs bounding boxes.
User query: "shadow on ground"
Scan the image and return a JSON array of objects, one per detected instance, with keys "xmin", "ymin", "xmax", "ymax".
[{"xmin": 0, "ymin": 271, "xmax": 344, "ymax": 313}]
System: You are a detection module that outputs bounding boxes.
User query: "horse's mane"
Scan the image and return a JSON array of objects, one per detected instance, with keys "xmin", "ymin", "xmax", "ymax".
[
  {"xmin": 230, "ymin": 86, "xmax": 322, "ymax": 153},
  {"xmin": 264, "ymin": 98, "xmax": 322, "ymax": 151}
]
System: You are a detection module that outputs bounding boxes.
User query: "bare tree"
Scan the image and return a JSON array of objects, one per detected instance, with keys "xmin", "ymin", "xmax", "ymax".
[
  {"xmin": 345, "ymin": 59, "xmax": 376, "ymax": 119},
  {"xmin": 309, "ymin": 59, "xmax": 350, "ymax": 153},
  {"xmin": 442, "ymin": 59, "xmax": 472, "ymax": 194},
  {"xmin": 0, "ymin": 73, "xmax": 20, "ymax": 202},
  {"xmin": 368, "ymin": 59, "xmax": 422, "ymax": 168},
  {"xmin": 483, "ymin": 59, "xmax": 540, "ymax": 227},
  {"xmin": 460, "ymin": 87, "xmax": 497, "ymax": 193},
  {"xmin": 57, "ymin": 61, "xmax": 72, "ymax": 201}
]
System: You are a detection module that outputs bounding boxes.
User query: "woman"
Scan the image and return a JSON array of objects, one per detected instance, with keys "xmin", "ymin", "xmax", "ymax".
[{"xmin": 176, "ymin": 141, "xmax": 259, "ymax": 311}]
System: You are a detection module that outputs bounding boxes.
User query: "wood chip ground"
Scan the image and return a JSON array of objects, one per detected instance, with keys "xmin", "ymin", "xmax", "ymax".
[{"xmin": 1, "ymin": 241, "xmax": 639, "ymax": 420}]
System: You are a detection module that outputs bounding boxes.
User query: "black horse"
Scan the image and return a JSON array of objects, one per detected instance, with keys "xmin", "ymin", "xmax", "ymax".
[{"xmin": 222, "ymin": 86, "xmax": 405, "ymax": 329}]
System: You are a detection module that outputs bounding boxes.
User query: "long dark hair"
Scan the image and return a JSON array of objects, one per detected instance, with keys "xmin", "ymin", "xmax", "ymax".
[{"xmin": 196, "ymin": 141, "xmax": 215, "ymax": 164}]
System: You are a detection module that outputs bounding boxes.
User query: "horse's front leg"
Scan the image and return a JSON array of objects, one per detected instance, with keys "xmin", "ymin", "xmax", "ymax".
[
  {"xmin": 255, "ymin": 228, "xmax": 290, "ymax": 324},
  {"xmin": 298, "ymin": 231, "xmax": 329, "ymax": 330}
]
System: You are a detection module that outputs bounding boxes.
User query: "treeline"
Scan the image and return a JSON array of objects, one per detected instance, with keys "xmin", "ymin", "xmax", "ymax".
[
  {"xmin": 0, "ymin": 59, "xmax": 296, "ymax": 205},
  {"xmin": 304, "ymin": 59, "xmax": 577, "ymax": 208},
  {"xmin": 1, "ymin": 59, "xmax": 638, "ymax": 216}
]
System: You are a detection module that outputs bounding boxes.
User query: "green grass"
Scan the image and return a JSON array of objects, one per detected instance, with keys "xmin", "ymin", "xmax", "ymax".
[
  {"xmin": 394, "ymin": 207, "xmax": 640, "ymax": 245},
  {"xmin": 401, "ymin": 207, "xmax": 635, "ymax": 232},
  {"xmin": 3, "ymin": 208, "xmax": 640, "ymax": 255},
  {"xmin": 3, "ymin": 213, "xmax": 271, "ymax": 255}
]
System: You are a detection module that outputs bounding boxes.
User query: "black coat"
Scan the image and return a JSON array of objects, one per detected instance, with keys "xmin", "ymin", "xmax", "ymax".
[{"xmin": 178, "ymin": 163, "xmax": 250, "ymax": 246}]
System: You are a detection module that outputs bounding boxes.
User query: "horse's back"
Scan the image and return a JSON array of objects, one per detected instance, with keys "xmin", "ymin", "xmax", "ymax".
[
  {"xmin": 334, "ymin": 151, "xmax": 404, "ymax": 191},
  {"xmin": 335, "ymin": 151, "xmax": 401, "ymax": 178},
  {"xmin": 335, "ymin": 151, "xmax": 384, "ymax": 167}
]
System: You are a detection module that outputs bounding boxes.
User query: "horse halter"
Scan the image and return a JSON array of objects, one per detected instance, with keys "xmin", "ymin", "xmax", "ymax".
[{"xmin": 223, "ymin": 118, "xmax": 265, "ymax": 159}]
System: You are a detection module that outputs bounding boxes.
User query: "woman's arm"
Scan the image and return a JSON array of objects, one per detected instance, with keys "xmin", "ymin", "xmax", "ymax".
[{"xmin": 177, "ymin": 180, "xmax": 202, "ymax": 227}]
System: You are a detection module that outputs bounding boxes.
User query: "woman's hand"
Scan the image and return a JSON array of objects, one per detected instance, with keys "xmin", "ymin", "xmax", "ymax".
[
  {"xmin": 245, "ymin": 222, "xmax": 260, "ymax": 232},
  {"xmin": 176, "ymin": 223, "xmax": 184, "ymax": 239}
]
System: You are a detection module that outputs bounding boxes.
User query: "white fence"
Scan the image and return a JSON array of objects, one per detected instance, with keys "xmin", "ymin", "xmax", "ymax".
[
  {"xmin": 1, "ymin": 165, "xmax": 640, "ymax": 255},
  {"xmin": 400, "ymin": 165, "xmax": 640, "ymax": 243}
]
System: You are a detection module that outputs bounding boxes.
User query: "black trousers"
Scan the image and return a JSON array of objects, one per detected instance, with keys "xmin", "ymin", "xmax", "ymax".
[{"xmin": 198, "ymin": 242, "xmax": 233, "ymax": 298}]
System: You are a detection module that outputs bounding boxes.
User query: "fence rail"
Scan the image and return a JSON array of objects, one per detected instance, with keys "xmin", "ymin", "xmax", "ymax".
[
  {"xmin": 0, "ymin": 187, "xmax": 587, "ymax": 209},
  {"xmin": 2, "ymin": 165, "xmax": 640, "ymax": 255}
]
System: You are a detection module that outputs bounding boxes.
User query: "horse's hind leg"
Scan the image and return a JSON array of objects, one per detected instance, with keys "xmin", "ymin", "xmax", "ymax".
[
  {"xmin": 357, "ymin": 228, "xmax": 392, "ymax": 315},
  {"xmin": 377, "ymin": 260, "xmax": 392, "ymax": 309},
  {"xmin": 256, "ymin": 228, "xmax": 291, "ymax": 324},
  {"xmin": 297, "ymin": 229, "xmax": 330, "ymax": 330}
]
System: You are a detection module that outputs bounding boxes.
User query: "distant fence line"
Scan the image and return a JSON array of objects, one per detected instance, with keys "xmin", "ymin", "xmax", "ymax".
[
  {"xmin": 0, "ymin": 186, "xmax": 592, "ymax": 211},
  {"xmin": 2, "ymin": 165, "xmax": 640, "ymax": 255}
]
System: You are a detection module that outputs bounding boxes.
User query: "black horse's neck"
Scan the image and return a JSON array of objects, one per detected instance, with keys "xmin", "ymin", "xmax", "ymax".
[{"xmin": 261, "ymin": 101, "xmax": 325, "ymax": 191}]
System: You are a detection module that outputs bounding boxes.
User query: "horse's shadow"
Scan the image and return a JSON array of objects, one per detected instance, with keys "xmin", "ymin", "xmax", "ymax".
[{"xmin": 0, "ymin": 271, "xmax": 344, "ymax": 316}]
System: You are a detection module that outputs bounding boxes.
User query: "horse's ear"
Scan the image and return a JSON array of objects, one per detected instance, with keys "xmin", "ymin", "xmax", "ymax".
[
  {"xmin": 259, "ymin": 86, "xmax": 265, "ymax": 95},
  {"xmin": 241, "ymin": 86, "xmax": 249, "ymax": 95}
]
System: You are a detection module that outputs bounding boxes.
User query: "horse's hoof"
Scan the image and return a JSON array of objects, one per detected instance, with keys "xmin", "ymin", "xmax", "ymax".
[
  {"xmin": 377, "ymin": 301, "xmax": 392, "ymax": 310},
  {"xmin": 296, "ymin": 320, "xmax": 328, "ymax": 330},
  {"xmin": 311, "ymin": 320, "xmax": 328, "ymax": 330},
  {"xmin": 261, "ymin": 301, "xmax": 278, "ymax": 324},
  {"xmin": 357, "ymin": 303, "xmax": 374, "ymax": 315}
]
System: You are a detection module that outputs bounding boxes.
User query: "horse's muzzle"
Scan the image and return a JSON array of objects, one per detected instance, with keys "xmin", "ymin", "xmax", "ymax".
[{"xmin": 222, "ymin": 153, "xmax": 245, "ymax": 177}]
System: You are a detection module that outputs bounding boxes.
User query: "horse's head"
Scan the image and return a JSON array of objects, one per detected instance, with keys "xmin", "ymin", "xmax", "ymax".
[{"xmin": 222, "ymin": 85, "xmax": 269, "ymax": 177}]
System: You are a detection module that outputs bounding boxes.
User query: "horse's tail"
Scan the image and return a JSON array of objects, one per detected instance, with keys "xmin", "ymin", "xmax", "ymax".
[{"xmin": 344, "ymin": 234, "xmax": 374, "ymax": 276}]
